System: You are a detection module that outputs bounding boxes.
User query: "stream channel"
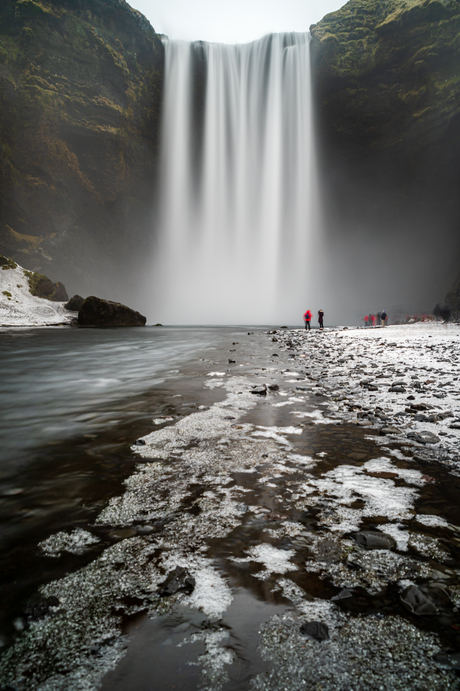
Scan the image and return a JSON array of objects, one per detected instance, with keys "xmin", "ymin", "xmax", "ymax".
[{"xmin": 1, "ymin": 324, "xmax": 460, "ymax": 690}]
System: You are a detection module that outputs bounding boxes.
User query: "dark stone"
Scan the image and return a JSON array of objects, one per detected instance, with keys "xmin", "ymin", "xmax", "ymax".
[
  {"xmin": 159, "ymin": 566, "xmax": 196, "ymax": 597},
  {"xmin": 434, "ymin": 652, "xmax": 460, "ymax": 669},
  {"xmin": 65, "ymin": 294, "xmax": 85, "ymax": 311},
  {"xmin": 401, "ymin": 585, "xmax": 437, "ymax": 616},
  {"xmin": 228, "ymin": 359, "xmax": 236, "ymax": 363},
  {"xmin": 78, "ymin": 296, "xmax": 146, "ymax": 327},
  {"xmin": 133, "ymin": 439, "xmax": 146, "ymax": 446},
  {"xmin": 268, "ymin": 384, "xmax": 279, "ymax": 391},
  {"xmin": 353, "ymin": 531, "xmax": 396, "ymax": 550},
  {"xmin": 250, "ymin": 385, "xmax": 267, "ymax": 395},
  {"xmin": 379, "ymin": 426, "xmax": 402, "ymax": 435},
  {"xmin": 300, "ymin": 621, "xmax": 329, "ymax": 641},
  {"xmin": 389, "ymin": 385, "xmax": 406, "ymax": 393},
  {"xmin": 407, "ymin": 431, "xmax": 440, "ymax": 444},
  {"xmin": 23, "ymin": 595, "xmax": 60, "ymax": 620}
]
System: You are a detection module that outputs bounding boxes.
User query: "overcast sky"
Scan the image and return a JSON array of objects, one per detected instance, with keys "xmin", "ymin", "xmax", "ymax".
[{"xmin": 128, "ymin": 0, "xmax": 347, "ymax": 44}]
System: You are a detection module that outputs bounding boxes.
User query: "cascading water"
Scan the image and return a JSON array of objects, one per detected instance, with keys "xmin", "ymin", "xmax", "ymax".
[{"xmin": 152, "ymin": 33, "xmax": 321, "ymax": 325}]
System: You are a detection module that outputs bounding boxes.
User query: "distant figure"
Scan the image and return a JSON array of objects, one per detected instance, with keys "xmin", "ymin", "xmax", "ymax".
[
  {"xmin": 370, "ymin": 314, "xmax": 376, "ymax": 327},
  {"xmin": 381, "ymin": 309, "xmax": 387, "ymax": 326},
  {"xmin": 318, "ymin": 309, "xmax": 324, "ymax": 329},
  {"xmin": 434, "ymin": 304, "xmax": 451, "ymax": 323},
  {"xmin": 303, "ymin": 309, "xmax": 312, "ymax": 331},
  {"xmin": 364, "ymin": 315, "xmax": 369, "ymax": 327},
  {"xmin": 376, "ymin": 311, "xmax": 381, "ymax": 325},
  {"xmin": 440, "ymin": 305, "xmax": 451, "ymax": 322}
]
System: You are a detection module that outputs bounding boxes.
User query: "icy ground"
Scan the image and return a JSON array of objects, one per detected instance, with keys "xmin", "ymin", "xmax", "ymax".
[
  {"xmin": 2, "ymin": 323, "xmax": 460, "ymax": 690},
  {"xmin": 0, "ymin": 262, "xmax": 73, "ymax": 327}
]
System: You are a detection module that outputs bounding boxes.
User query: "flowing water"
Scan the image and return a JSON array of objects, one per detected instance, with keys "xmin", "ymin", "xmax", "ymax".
[
  {"xmin": 149, "ymin": 33, "xmax": 322, "ymax": 325},
  {"xmin": 0, "ymin": 326, "xmax": 254, "ymax": 637}
]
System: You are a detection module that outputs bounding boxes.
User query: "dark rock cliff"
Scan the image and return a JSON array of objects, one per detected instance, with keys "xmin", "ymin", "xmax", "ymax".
[
  {"xmin": 0, "ymin": 0, "xmax": 164, "ymax": 300},
  {"xmin": 1, "ymin": 0, "xmax": 459, "ymax": 314},
  {"xmin": 310, "ymin": 0, "xmax": 460, "ymax": 314}
]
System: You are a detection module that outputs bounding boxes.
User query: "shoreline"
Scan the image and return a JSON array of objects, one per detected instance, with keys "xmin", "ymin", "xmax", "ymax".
[{"xmin": 2, "ymin": 323, "xmax": 460, "ymax": 689}]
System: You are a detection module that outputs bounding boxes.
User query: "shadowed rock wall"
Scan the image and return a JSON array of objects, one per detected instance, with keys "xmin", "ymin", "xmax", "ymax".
[
  {"xmin": 310, "ymin": 0, "xmax": 460, "ymax": 316},
  {"xmin": 0, "ymin": 0, "xmax": 164, "ymax": 301}
]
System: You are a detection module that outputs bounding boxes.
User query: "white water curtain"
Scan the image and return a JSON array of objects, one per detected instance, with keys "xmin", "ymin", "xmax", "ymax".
[{"xmin": 152, "ymin": 33, "xmax": 321, "ymax": 325}]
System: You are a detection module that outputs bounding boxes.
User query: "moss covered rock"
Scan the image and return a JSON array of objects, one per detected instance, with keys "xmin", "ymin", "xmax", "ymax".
[{"xmin": 24, "ymin": 269, "xmax": 68, "ymax": 301}]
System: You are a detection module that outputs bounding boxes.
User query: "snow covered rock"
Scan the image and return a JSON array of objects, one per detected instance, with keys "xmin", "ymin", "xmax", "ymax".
[{"xmin": 0, "ymin": 257, "xmax": 73, "ymax": 327}]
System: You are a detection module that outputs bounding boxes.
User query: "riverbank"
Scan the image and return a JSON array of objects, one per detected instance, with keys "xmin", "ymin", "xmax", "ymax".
[{"xmin": 2, "ymin": 324, "xmax": 460, "ymax": 690}]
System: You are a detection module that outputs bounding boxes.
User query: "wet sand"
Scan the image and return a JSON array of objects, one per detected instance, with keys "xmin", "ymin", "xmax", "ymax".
[{"xmin": 2, "ymin": 324, "xmax": 460, "ymax": 690}]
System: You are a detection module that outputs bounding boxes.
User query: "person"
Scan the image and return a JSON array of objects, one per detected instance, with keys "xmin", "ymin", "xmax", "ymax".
[
  {"xmin": 303, "ymin": 309, "xmax": 312, "ymax": 331},
  {"xmin": 381, "ymin": 309, "xmax": 387, "ymax": 326},
  {"xmin": 364, "ymin": 315, "xmax": 369, "ymax": 327},
  {"xmin": 370, "ymin": 314, "xmax": 376, "ymax": 327},
  {"xmin": 318, "ymin": 309, "xmax": 324, "ymax": 329}
]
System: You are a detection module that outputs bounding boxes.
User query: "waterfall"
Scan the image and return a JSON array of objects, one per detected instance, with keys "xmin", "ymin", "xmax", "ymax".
[{"xmin": 152, "ymin": 33, "xmax": 320, "ymax": 325}]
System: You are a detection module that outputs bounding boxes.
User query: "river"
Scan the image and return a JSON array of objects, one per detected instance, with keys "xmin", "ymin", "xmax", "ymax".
[{"xmin": 0, "ymin": 325, "xmax": 261, "ymax": 642}]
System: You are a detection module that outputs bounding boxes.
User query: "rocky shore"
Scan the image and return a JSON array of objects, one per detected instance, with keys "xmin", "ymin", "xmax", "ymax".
[{"xmin": 2, "ymin": 323, "xmax": 460, "ymax": 690}]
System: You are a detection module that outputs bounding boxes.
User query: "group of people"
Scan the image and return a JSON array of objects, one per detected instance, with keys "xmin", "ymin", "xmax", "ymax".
[
  {"xmin": 303, "ymin": 309, "xmax": 324, "ymax": 330},
  {"xmin": 363, "ymin": 310, "xmax": 387, "ymax": 327}
]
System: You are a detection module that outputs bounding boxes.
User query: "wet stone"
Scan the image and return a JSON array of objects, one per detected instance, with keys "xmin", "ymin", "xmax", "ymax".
[
  {"xmin": 379, "ymin": 426, "xmax": 402, "ymax": 435},
  {"xmin": 407, "ymin": 431, "xmax": 441, "ymax": 444},
  {"xmin": 300, "ymin": 621, "xmax": 329, "ymax": 641},
  {"xmin": 108, "ymin": 528, "xmax": 137, "ymax": 540},
  {"xmin": 353, "ymin": 531, "xmax": 396, "ymax": 550},
  {"xmin": 401, "ymin": 585, "xmax": 437, "ymax": 616},
  {"xmin": 250, "ymin": 385, "xmax": 267, "ymax": 395},
  {"xmin": 159, "ymin": 566, "xmax": 195, "ymax": 597},
  {"xmin": 23, "ymin": 596, "xmax": 60, "ymax": 621},
  {"xmin": 434, "ymin": 652, "xmax": 460, "ymax": 669}
]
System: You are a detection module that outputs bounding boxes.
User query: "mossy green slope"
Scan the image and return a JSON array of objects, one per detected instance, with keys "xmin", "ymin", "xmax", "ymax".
[
  {"xmin": 311, "ymin": 0, "xmax": 460, "ymax": 159},
  {"xmin": 0, "ymin": 0, "xmax": 164, "ymax": 295}
]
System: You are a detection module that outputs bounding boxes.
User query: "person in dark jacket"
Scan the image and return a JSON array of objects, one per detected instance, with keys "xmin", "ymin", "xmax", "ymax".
[
  {"xmin": 381, "ymin": 309, "xmax": 387, "ymax": 326},
  {"xmin": 318, "ymin": 309, "xmax": 324, "ymax": 329}
]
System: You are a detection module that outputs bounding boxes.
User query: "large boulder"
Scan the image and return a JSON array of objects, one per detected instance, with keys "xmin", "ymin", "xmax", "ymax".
[
  {"xmin": 65, "ymin": 295, "xmax": 85, "ymax": 312},
  {"xmin": 78, "ymin": 296, "xmax": 146, "ymax": 327}
]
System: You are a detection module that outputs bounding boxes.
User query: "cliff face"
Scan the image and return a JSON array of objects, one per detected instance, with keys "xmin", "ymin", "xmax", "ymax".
[
  {"xmin": 310, "ymin": 0, "xmax": 460, "ymax": 314},
  {"xmin": 0, "ymin": 0, "xmax": 164, "ymax": 299}
]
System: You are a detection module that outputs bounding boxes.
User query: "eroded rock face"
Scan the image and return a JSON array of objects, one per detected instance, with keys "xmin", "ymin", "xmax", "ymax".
[
  {"xmin": 0, "ymin": 0, "xmax": 164, "ymax": 297},
  {"xmin": 310, "ymin": 0, "xmax": 460, "ymax": 308},
  {"xmin": 77, "ymin": 296, "xmax": 146, "ymax": 327}
]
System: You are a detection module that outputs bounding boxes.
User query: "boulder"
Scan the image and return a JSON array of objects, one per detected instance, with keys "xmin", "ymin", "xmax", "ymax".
[
  {"xmin": 65, "ymin": 295, "xmax": 85, "ymax": 311},
  {"xmin": 78, "ymin": 296, "xmax": 146, "ymax": 327}
]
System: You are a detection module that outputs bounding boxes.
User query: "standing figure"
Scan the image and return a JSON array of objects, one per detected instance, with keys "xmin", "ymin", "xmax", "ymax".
[
  {"xmin": 318, "ymin": 309, "xmax": 324, "ymax": 330},
  {"xmin": 303, "ymin": 310, "xmax": 312, "ymax": 331},
  {"xmin": 381, "ymin": 309, "xmax": 387, "ymax": 326},
  {"xmin": 370, "ymin": 314, "xmax": 376, "ymax": 327},
  {"xmin": 364, "ymin": 315, "xmax": 369, "ymax": 327}
]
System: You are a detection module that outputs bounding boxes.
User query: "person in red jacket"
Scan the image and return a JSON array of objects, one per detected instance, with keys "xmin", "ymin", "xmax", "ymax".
[{"xmin": 303, "ymin": 310, "xmax": 312, "ymax": 331}]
